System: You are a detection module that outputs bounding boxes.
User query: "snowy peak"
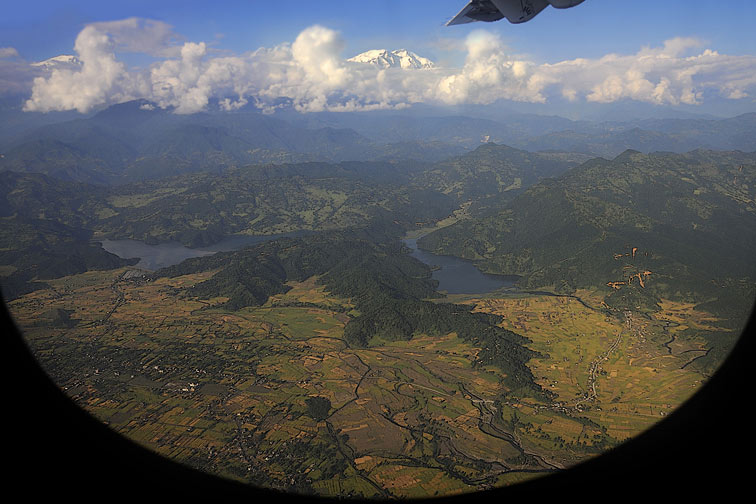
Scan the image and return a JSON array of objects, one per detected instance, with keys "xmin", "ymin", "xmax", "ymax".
[
  {"xmin": 391, "ymin": 49, "xmax": 434, "ymax": 69},
  {"xmin": 347, "ymin": 49, "xmax": 434, "ymax": 69},
  {"xmin": 31, "ymin": 55, "xmax": 82, "ymax": 70}
]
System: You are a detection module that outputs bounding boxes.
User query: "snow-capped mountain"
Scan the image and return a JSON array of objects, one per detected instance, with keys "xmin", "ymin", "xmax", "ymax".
[
  {"xmin": 347, "ymin": 49, "xmax": 434, "ymax": 69},
  {"xmin": 31, "ymin": 55, "xmax": 82, "ymax": 70}
]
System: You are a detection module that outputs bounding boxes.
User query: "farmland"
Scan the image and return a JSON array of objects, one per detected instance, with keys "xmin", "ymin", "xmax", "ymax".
[
  {"xmin": 8, "ymin": 261, "xmax": 716, "ymax": 498},
  {"xmin": 463, "ymin": 291, "xmax": 712, "ymax": 442}
]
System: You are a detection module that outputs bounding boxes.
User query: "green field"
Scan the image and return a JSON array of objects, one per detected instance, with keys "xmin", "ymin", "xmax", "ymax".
[
  {"xmin": 465, "ymin": 291, "xmax": 711, "ymax": 442},
  {"xmin": 8, "ymin": 263, "xmax": 718, "ymax": 498}
]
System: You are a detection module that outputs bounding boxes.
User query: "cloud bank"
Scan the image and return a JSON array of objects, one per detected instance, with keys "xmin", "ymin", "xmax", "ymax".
[
  {"xmin": 0, "ymin": 46, "xmax": 40, "ymax": 96},
  {"xmin": 17, "ymin": 19, "xmax": 756, "ymax": 113}
]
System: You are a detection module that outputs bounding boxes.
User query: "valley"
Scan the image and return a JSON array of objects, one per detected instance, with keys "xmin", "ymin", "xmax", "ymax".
[
  {"xmin": 4, "ymin": 2, "xmax": 756, "ymax": 498},
  {"xmin": 1, "ymin": 102, "xmax": 754, "ymax": 499},
  {"xmin": 8, "ymin": 259, "xmax": 716, "ymax": 496}
]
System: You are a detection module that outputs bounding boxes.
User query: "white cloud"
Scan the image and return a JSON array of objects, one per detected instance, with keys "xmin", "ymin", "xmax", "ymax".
[
  {"xmin": 150, "ymin": 41, "xmax": 211, "ymax": 113},
  {"xmin": 0, "ymin": 47, "xmax": 34, "ymax": 96},
  {"xmin": 88, "ymin": 18, "xmax": 180, "ymax": 57},
  {"xmin": 292, "ymin": 25, "xmax": 350, "ymax": 89},
  {"xmin": 0, "ymin": 47, "xmax": 20, "ymax": 59},
  {"xmin": 0, "ymin": 62, "xmax": 38, "ymax": 96},
  {"xmin": 24, "ymin": 25, "xmax": 148, "ymax": 113},
  {"xmin": 435, "ymin": 30, "xmax": 538, "ymax": 105},
  {"xmin": 19, "ymin": 21, "xmax": 756, "ymax": 114},
  {"xmin": 526, "ymin": 38, "xmax": 756, "ymax": 106}
]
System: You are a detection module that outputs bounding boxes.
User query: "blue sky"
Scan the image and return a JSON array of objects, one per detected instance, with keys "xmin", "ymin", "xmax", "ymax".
[
  {"xmin": 4, "ymin": 1, "xmax": 756, "ymax": 63},
  {"xmin": 2, "ymin": 1, "xmax": 756, "ymax": 115}
]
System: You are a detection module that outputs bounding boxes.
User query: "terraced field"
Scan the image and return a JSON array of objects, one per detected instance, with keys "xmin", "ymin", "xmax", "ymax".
[
  {"xmin": 464, "ymin": 291, "xmax": 717, "ymax": 442},
  {"xmin": 9, "ymin": 267, "xmax": 717, "ymax": 498}
]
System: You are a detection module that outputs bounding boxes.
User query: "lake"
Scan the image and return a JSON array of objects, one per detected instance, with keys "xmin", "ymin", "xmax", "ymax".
[
  {"xmin": 100, "ymin": 231, "xmax": 309, "ymax": 271},
  {"xmin": 402, "ymin": 237, "xmax": 518, "ymax": 295},
  {"xmin": 101, "ymin": 231, "xmax": 516, "ymax": 295}
]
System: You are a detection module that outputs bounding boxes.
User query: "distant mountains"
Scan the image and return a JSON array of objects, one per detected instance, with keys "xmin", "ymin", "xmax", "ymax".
[
  {"xmin": 1, "ymin": 99, "xmax": 755, "ymax": 184},
  {"xmin": 515, "ymin": 114, "xmax": 756, "ymax": 157},
  {"xmin": 0, "ymin": 100, "xmax": 465, "ymax": 184},
  {"xmin": 307, "ymin": 111, "xmax": 756, "ymax": 156}
]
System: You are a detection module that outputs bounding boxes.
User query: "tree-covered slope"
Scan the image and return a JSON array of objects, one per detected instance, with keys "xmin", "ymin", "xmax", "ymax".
[
  {"xmin": 420, "ymin": 149, "xmax": 756, "ymax": 316},
  {"xmin": 412, "ymin": 143, "xmax": 585, "ymax": 213},
  {"xmin": 154, "ymin": 231, "xmax": 544, "ymax": 395},
  {"xmin": 0, "ymin": 161, "xmax": 457, "ymax": 299}
]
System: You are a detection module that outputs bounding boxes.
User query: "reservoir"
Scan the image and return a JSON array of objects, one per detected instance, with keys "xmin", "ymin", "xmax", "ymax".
[
  {"xmin": 101, "ymin": 231, "xmax": 516, "ymax": 295},
  {"xmin": 100, "ymin": 231, "xmax": 308, "ymax": 271},
  {"xmin": 402, "ymin": 237, "xmax": 518, "ymax": 295}
]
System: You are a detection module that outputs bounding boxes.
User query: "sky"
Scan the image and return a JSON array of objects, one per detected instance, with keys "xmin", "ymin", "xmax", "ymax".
[{"xmin": 2, "ymin": 0, "xmax": 756, "ymax": 116}]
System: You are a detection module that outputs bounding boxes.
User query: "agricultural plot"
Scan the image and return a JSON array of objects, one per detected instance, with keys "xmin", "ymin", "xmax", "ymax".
[
  {"xmin": 8, "ymin": 267, "xmax": 715, "ymax": 498},
  {"xmin": 465, "ymin": 292, "xmax": 712, "ymax": 443}
]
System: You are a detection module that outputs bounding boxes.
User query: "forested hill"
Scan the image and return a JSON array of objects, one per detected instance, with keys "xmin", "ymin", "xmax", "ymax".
[
  {"xmin": 419, "ymin": 149, "xmax": 756, "ymax": 336},
  {"xmin": 414, "ymin": 143, "xmax": 588, "ymax": 208},
  {"xmin": 0, "ymin": 164, "xmax": 456, "ymax": 242},
  {"xmin": 154, "ymin": 232, "xmax": 543, "ymax": 395},
  {"xmin": 0, "ymin": 163, "xmax": 456, "ymax": 301},
  {"xmin": 0, "ymin": 140, "xmax": 585, "ymax": 303},
  {"xmin": 0, "ymin": 142, "xmax": 586, "ymax": 259}
]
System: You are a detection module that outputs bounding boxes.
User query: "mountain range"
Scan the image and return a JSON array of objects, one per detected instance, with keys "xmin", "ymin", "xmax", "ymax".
[
  {"xmin": 2, "ymin": 100, "xmax": 754, "ymax": 185},
  {"xmin": 2, "ymin": 104, "xmax": 754, "ymax": 496}
]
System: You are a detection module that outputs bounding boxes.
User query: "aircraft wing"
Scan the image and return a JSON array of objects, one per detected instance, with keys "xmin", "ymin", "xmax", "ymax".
[
  {"xmin": 548, "ymin": 0, "xmax": 585, "ymax": 8},
  {"xmin": 447, "ymin": 3, "xmax": 479, "ymax": 25},
  {"xmin": 447, "ymin": 1, "xmax": 501, "ymax": 25},
  {"xmin": 447, "ymin": 0, "xmax": 583, "ymax": 26},
  {"xmin": 491, "ymin": 0, "xmax": 549, "ymax": 24}
]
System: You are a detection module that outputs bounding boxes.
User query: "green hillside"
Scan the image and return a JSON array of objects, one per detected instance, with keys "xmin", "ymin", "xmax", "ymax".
[
  {"xmin": 413, "ymin": 143, "xmax": 584, "ymax": 210},
  {"xmin": 153, "ymin": 231, "xmax": 542, "ymax": 394},
  {"xmin": 419, "ymin": 149, "xmax": 756, "ymax": 369}
]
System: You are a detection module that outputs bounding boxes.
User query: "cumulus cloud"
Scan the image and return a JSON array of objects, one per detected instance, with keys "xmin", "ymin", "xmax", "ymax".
[
  {"xmin": 24, "ymin": 25, "xmax": 149, "ymax": 112},
  {"xmin": 0, "ymin": 47, "xmax": 46, "ymax": 97},
  {"xmin": 435, "ymin": 30, "xmax": 537, "ymax": 105},
  {"xmin": 529, "ymin": 37, "xmax": 732, "ymax": 106},
  {"xmin": 150, "ymin": 41, "xmax": 212, "ymax": 113},
  {"xmin": 0, "ymin": 47, "xmax": 20, "ymax": 59},
  {"xmin": 19, "ymin": 20, "xmax": 756, "ymax": 114},
  {"xmin": 88, "ymin": 18, "xmax": 181, "ymax": 57}
]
